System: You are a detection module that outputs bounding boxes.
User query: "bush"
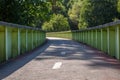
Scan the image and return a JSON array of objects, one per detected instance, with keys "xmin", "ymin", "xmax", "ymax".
[{"xmin": 42, "ymin": 14, "xmax": 70, "ymax": 32}]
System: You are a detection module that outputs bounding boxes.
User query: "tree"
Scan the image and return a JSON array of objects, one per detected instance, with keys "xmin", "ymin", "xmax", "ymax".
[
  {"xmin": 117, "ymin": 0, "xmax": 120, "ymax": 19},
  {"xmin": 42, "ymin": 14, "xmax": 70, "ymax": 32},
  {"xmin": 0, "ymin": 0, "xmax": 51, "ymax": 27},
  {"xmin": 68, "ymin": 0, "xmax": 83, "ymax": 30},
  {"xmin": 79, "ymin": 0, "xmax": 117, "ymax": 29},
  {"xmin": 0, "ymin": 0, "xmax": 21, "ymax": 23}
]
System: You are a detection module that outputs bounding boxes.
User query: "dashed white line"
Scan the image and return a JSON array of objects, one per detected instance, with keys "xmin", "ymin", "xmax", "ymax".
[{"xmin": 52, "ymin": 62, "xmax": 62, "ymax": 69}]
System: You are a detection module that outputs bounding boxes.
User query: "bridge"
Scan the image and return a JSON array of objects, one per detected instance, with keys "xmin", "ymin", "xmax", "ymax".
[{"xmin": 0, "ymin": 21, "xmax": 120, "ymax": 80}]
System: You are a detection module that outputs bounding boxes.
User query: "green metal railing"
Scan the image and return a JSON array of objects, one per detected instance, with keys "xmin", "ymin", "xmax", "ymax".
[
  {"xmin": 47, "ymin": 21, "xmax": 120, "ymax": 60},
  {"xmin": 0, "ymin": 21, "xmax": 46, "ymax": 63}
]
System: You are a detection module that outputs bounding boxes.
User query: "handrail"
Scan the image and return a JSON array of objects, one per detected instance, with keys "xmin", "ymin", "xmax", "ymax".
[
  {"xmin": 73, "ymin": 21, "xmax": 120, "ymax": 60},
  {"xmin": 0, "ymin": 21, "xmax": 46, "ymax": 63},
  {"xmin": 72, "ymin": 20, "xmax": 120, "ymax": 32}
]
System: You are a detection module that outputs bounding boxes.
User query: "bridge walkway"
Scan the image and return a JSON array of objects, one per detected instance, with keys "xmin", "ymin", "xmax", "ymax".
[{"xmin": 0, "ymin": 37, "xmax": 120, "ymax": 80}]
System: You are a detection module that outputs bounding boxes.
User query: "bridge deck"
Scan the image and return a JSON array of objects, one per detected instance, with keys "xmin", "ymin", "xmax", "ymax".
[{"xmin": 0, "ymin": 37, "xmax": 120, "ymax": 80}]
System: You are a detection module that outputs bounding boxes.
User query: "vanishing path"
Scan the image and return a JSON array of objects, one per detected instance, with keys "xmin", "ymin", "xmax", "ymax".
[{"xmin": 0, "ymin": 37, "xmax": 120, "ymax": 80}]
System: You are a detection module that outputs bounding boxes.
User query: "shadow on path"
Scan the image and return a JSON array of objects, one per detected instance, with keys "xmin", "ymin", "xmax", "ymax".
[
  {"xmin": 0, "ymin": 41, "xmax": 50, "ymax": 80},
  {"xmin": 35, "ymin": 38, "xmax": 120, "ymax": 70},
  {"xmin": 0, "ymin": 37, "xmax": 120, "ymax": 80}
]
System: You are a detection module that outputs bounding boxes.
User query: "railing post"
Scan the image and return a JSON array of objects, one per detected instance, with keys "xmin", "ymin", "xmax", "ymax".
[
  {"xmin": 39, "ymin": 31, "xmax": 41, "ymax": 45},
  {"xmin": 39, "ymin": 32, "xmax": 42, "ymax": 45},
  {"xmin": 28, "ymin": 30, "xmax": 32, "ymax": 51},
  {"xmin": 79, "ymin": 32, "xmax": 81, "ymax": 41},
  {"xmin": 116, "ymin": 26, "xmax": 119, "ymax": 59},
  {"xmin": 36, "ymin": 31, "xmax": 38, "ymax": 47},
  {"xmin": 21, "ymin": 29, "xmax": 26, "ymax": 53},
  {"xmin": 107, "ymin": 28, "xmax": 110, "ymax": 54},
  {"xmin": 88, "ymin": 30, "xmax": 90, "ymax": 45},
  {"xmin": 91, "ymin": 30, "xmax": 94, "ymax": 47},
  {"xmin": 37, "ymin": 31, "xmax": 39, "ymax": 45},
  {"xmin": 33, "ymin": 30, "xmax": 36, "ymax": 48},
  {"xmin": 84, "ymin": 31, "xmax": 86, "ymax": 43},
  {"xmin": 86, "ymin": 31, "xmax": 88, "ymax": 43},
  {"xmin": 95, "ymin": 29, "xmax": 98, "ymax": 48},
  {"xmin": 101, "ymin": 29, "xmax": 103, "ymax": 50},
  {"xmin": 5, "ymin": 27, "xmax": 12, "ymax": 60},
  {"xmin": 5, "ymin": 27, "xmax": 9, "ymax": 60},
  {"xmin": 18, "ymin": 28, "xmax": 21, "ymax": 55},
  {"xmin": 0, "ymin": 27, "xmax": 5, "ymax": 62},
  {"xmin": 31, "ymin": 30, "xmax": 34, "ymax": 49},
  {"xmin": 26, "ymin": 29, "xmax": 28, "ymax": 51},
  {"xmin": 83, "ymin": 31, "xmax": 85, "ymax": 42},
  {"xmin": 89, "ymin": 30, "xmax": 92, "ymax": 46}
]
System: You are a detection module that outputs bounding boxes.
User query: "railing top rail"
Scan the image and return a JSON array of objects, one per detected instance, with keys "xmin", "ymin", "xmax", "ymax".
[
  {"xmin": 72, "ymin": 20, "xmax": 120, "ymax": 32},
  {"xmin": 0, "ymin": 21, "xmax": 45, "ymax": 32}
]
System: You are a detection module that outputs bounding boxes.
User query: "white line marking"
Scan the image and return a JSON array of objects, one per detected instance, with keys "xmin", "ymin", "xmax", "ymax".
[
  {"xmin": 61, "ymin": 52, "xmax": 66, "ymax": 55},
  {"xmin": 52, "ymin": 62, "xmax": 62, "ymax": 69}
]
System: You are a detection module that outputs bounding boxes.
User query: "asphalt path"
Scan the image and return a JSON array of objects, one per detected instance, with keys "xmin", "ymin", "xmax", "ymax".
[{"xmin": 0, "ymin": 37, "xmax": 120, "ymax": 80}]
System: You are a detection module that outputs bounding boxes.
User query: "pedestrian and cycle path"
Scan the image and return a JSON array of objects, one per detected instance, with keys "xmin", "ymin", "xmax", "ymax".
[{"xmin": 0, "ymin": 37, "xmax": 120, "ymax": 80}]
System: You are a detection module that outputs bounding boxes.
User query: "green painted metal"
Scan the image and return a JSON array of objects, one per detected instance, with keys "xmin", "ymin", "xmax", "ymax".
[
  {"xmin": 107, "ymin": 28, "xmax": 110, "ymax": 54},
  {"xmin": 119, "ymin": 27, "xmax": 120, "ymax": 59},
  {"xmin": 91, "ymin": 30, "xmax": 94, "ymax": 47},
  {"xmin": 26, "ymin": 30, "xmax": 28, "ymax": 51},
  {"xmin": 33, "ymin": 30, "xmax": 36, "ymax": 48},
  {"xmin": 116, "ymin": 26, "xmax": 119, "ymax": 59},
  {"xmin": 18, "ymin": 28, "xmax": 21, "ymax": 55},
  {"xmin": 93, "ymin": 30, "xmax": 96, "ymax": 48},
  {"xmin": 0, "ymin": 21, "xmax": 46, "ymax": 63},
  {"xmin": 109, "ymin": 28, "xmax": 115, "ymax": 57},
  {"xmin": 102, "ymin": 29, "xmax": 107, "ymax": 53},
  {"xmin": 21, "ymin": 29, "xmax": 26, "ymax": 54},
  {"xmin": 88, "ymin": 31, "xmax": 91, "ymax": 45},
  {"xmin": 101, "ymin": 29, "xmax": 103, "ymax": 50},
  {"xmin": 11, "ymin": 28, "xmax": 19, "ymax": 58},
  {"xmin": 31, "ymin": 30, "xmax": 34, "ymax": 49},
  {"xmin": 0, "ymin": 26, "xmax": 6, "ymax": 63},
  {"xmin": 28, "ymin": 30, "xmax": 32, "ymax": 51},
  {"xmin": 95, "ymin": 30, "xmax": 98, "ymax": 48},
  {"xmin": 35, "ymin": 31, "xmax": 38, "ymax": 47},
  {"xmin": 97, "ymin": 30, "xmax": 101, "ymax": 50},
  {"xmin": 5, "ymin": 27, "xmax": 12, "ymax": 60}
]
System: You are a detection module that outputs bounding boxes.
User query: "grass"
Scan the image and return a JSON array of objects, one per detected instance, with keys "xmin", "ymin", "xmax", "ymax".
[{"xmin": 46, "ymin": 31, "xmax": 72, "ymax": 39}]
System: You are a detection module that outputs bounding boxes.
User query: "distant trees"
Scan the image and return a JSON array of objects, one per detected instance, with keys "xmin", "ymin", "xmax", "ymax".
[
  {"xmin": 68, "ymin": 0, "xmax": 118, "ymax": 29},
  {"xmin": 42, "ymin": 14, "xmax": 70, "ymax": 32},
  {"xmin": 117, "ymin": 0, "xmax": 120, "ymax": 19},
  {"xmin": 0, "ymin": 0, "xmax": 50, "ymax": 27},
  {"xmin": 68, "ymin": 0, "xmax": 82, "ymax": 30},
  {"xmin": 42, "ymin": 0, "xmax": 70, "ymax": 32},
  {"xmin": 78, "ymin": 0, "xmax": 117, "ymax": 29},
  {"xmin": 0, "ymin": 0, "xmax": 120, "ymax": 31}
]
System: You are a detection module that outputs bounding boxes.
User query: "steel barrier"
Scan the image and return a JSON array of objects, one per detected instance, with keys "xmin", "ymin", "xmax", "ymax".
[{"xmin": 0, "ymin": 21, "xmax": 46, "ymax": 63}]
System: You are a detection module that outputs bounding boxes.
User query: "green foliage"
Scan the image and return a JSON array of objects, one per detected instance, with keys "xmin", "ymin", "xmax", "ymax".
[
  {"xmin": 0, "ymin": 0, "xmax": 51, "ymax": 27},
  {"xmin": 78, "ymin": 0, "xmax": 118, "ymax": 29},
  {"xmin": 42, "ymin": 14, "xmax": 70, "ymax": 32},
  {"xmin": 0, "ymin": 0, "xmax": 119, "ymax": 31},
  {"xmin": 68, "ymin": 0, "xmax": 83, "ymax": 30},
  {"xmin": 0, "ymin": 0, "xmax": 21, "ymax": 23},
  {"xmin": 117, "ymin": 0, "xmax": 120, "ymax": 19}
]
